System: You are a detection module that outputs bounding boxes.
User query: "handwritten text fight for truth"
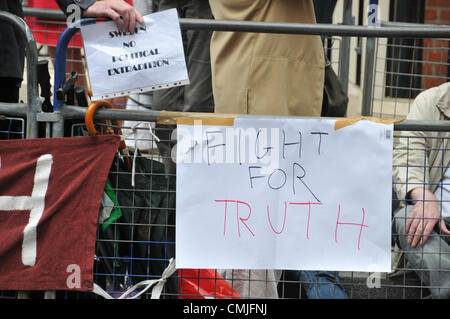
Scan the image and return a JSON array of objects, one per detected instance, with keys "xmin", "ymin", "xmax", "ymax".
[{"xmin": 177, "ymin": 124, "xmax": 369, "ymax": 250}]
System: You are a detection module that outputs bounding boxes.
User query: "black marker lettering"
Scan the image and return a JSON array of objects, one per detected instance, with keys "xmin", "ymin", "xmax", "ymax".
[
  {"xmin": 248, "ymin": 166, "xmax": 265, "ymax": 188},
  {"xmin": 255, "ymin": 129, "xmax": 272, "ymax": 159},
  {"xmin": 310, "ymin": 132, "xmax": 328, "ymax": 155},
  {"xmin": 205, "ymin": 131, "xmax": 225, "ymax": 165},
  {"xmin": 282, "ymin": 130, "xmax": 302, "ymax": 159},
  {"xmin": 268, "ymin": 169, "xmax": 287, "ymax": 190},
  {"xmin": 292, "ymin": 162, "xmax": 320, "ymax": 202}
]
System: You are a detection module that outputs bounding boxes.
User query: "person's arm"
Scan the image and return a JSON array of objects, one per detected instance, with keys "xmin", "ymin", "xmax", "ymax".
[
  {"xmin": 56, "ymin": 0, "xmax": 96, "ymax": 17},
  {"xmin": 393, "ymin": 86, "xmax": 443, "ymax": 202},
  {"xmin": 56, "ymin": 0, "xmax": 144, "ymax": 33},
  {"xmin": 405, "ymin": 187, "xmax": 450, "ymax": 247}
]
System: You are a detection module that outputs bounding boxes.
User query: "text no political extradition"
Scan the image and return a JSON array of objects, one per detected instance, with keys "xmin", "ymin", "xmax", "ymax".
[
  {"xmin": 106, "ymin": 26, "xmax": 169, "ymax": 76},
  {"xmin": 107, "ymin": 48, "xmax": 169, "ymax": 76}
]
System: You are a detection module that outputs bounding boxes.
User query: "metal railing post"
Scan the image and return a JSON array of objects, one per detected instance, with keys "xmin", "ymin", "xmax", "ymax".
[
  {"xmin": 361, "ymin": 0, "xmax": 379, "ymax": 116},
  {"xmin": 0, "ymin": 11, "xmax": 40, "ymax": 139},
  {"xmin": 339, "ymin": 0, "xmax": 353, "ymax": 96},
  {"xmin": 361, "ymin": 37, "xmax": 376, "ymax": 116}
]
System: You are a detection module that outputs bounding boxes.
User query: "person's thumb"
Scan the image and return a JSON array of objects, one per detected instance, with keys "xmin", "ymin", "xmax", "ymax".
[{"xmin": 439, "ymin": 219, "xmax": 450, "ymax": 235}]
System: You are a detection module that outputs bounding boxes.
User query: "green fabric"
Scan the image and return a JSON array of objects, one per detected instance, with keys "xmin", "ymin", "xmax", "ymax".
[{"xmin": 99, "ymin": 178, "xmax": 123, "ymax": 230}]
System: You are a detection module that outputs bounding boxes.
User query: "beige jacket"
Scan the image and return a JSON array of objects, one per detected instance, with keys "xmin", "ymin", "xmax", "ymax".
[
  {"xmin": 393, "ymin": 82, "xmax": 450, "ymax": 205},
  {"xmin": 208, "ymin": 0, "xmax": 324, "ymax": 116}
]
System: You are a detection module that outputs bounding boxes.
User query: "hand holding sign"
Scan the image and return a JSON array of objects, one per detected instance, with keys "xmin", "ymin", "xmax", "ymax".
[{"xmin": 83, "ymin": 0, "xmax": 144, "ymax": 32}]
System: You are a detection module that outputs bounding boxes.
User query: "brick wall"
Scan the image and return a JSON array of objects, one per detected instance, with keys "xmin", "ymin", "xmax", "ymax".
[{"xmin": 422, "ymin": 0, "xmax": 450, "ymax": 89}]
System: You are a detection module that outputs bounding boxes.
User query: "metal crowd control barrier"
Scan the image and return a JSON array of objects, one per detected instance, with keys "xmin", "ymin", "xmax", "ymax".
[
  {"xmin": 0, "ymin": 10, "xmax": 40, "ymax": 139},
  {"xmin": 0, "ymin": 7, "xmax": 449, "ymax": 299}
]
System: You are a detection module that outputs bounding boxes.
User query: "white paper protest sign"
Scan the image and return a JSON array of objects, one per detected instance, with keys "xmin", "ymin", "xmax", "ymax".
[
  {"xmin": 176, "ymin": 117, "xmax": 393, "ymax": 272},
  {"xmin": 80, "ymin": 9, "xmax": 189, "ymax": 100}
]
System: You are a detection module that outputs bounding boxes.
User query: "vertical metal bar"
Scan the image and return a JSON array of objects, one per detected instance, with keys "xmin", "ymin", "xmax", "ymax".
[
  {"xmin": 51, "ymin": 113, "xmax": 65, "ymax": 138},
  {"xmin": 339, "ymin": 0, "xmax": 352, "ymax": 96},
  {"xmin": 362, "ymin": 37, "xmax": 376, "ymax": 116},
  {"xmin": 52, "ymin": 26, "xmax": 79, "ymax": 138},
  {"xmin": 17, "ymin": 291, "xmax": 30, "ymax": 299},
  {"xmin": 361, "ymin": 0, "xmax": 379, "ymax": 116},
  {"xmin": 24, "ymin": 26, "xmax": 40, "ymax": 139},
  {"xmin": 44, "ymin": 291, "xmax": 56, "ymax": 299}
]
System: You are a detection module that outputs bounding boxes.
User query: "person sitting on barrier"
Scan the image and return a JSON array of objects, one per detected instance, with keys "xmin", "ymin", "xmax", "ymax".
[
  {"xmin": 56, "ymin": 0, "xmax": 144, "ymax": 33},
  {"xmin": 392, "ymin": 81, "xmax": 450, "ymax": 299}
]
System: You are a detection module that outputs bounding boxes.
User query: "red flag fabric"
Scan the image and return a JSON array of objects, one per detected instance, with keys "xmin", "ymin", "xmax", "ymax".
[
  {"xmin": 179, "ymin": 269, "xmax": 241, "ymax": 299},
  {"xmin": 0, "ymin": 135, "xmax": 120, "ymax": 291}
]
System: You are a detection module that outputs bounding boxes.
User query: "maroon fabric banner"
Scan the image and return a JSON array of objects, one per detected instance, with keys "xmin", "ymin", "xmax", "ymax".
[{"xmin": 0, "ymin": 135, "xmax": 120, "ymax": 290}]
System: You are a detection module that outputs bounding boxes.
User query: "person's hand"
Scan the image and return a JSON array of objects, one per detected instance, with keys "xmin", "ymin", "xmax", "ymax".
[
  {"xmin": 83, "ymin": 0, "xmax": 145, "ymax": 33},
  {"xmin": 406, "ymin": 188, "xmax": 450, "ymax": 247}
]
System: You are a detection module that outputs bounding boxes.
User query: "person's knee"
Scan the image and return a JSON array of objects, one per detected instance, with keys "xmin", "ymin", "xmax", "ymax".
[
  {"xmin": 392, "ymin": 207, "xmax": 411, "ymax": 248},
  {"xmin": 393, "ymin": 208, "xmax": 407, "ymax": 233}
]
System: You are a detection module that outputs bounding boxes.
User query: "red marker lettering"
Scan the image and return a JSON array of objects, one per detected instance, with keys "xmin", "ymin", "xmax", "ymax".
[
  {"xmin": 335, "ymin": 205, "xmax": 369, "ymax": 250},
  {"xmin": 215, "ymin": 199, "xmax": 236, "ymax": 236},
  {"xmin": 289, "ymin": 201, "xmax": 322, "ymax": 239},
  {"xmin": 237, "ymin": 201, "xmax": 255, "ymax": 237},
  {"xmin": 267, "ymin": 201, "xmax": 288, "ymax": 234}
]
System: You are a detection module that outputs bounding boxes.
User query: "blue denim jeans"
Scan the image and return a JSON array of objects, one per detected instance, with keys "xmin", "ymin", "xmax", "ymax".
[{"xmin": 298, "ymin": 271, "xmax": 348, "ymax": 299}]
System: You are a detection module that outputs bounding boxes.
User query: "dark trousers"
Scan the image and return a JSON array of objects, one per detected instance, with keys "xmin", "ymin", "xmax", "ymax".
[{"xmin": 152, "ymin": 0, "xmax": 214, "ymax": 175}]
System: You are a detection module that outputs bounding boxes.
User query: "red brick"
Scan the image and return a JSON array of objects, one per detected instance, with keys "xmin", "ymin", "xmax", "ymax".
[
  {"xmin": 439, "ymin": 9, "xmax": 450, "ymax": 23},
  {"xmin": 435, "ymin": 63, "xmax": 448, "ymax": 76},
  {"xmin": 427, "ymin": 0, "xmax": 448, "ymax": 6},
  {"xmin": 422, "ymin": 38, "xmax": 432, "ymax": 47},
  {"xmin": 424, "ymin": 39, "xmax": 450, "ymax": 49},
  {"xmin": 435, "ymin": 39, "xmax": 450, "ymax": 49},
  {"xmin": 422, "ymin": 62, "xmax": 434, "ymax": 75},
  {"xmin": 425, "ymin": 50, "xmax": 447, "ymax": 62},
  {"xmin": 423, "ymin": 77, "xmax": 443, "ymax": 89},
  {"xmin": 425, "ymin": 8, "xmax": 438, "ymax": 21}
]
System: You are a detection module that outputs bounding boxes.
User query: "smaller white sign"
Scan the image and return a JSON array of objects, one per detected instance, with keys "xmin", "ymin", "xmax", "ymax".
[{"xmin": 81, "ymin": 9, "xmax": 189, "ymax": 100}]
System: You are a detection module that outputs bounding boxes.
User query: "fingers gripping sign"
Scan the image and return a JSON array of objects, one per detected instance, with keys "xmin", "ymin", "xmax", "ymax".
[{"xmin": 83, "ymin": 0, "xmax": 144, "ymax": 33}]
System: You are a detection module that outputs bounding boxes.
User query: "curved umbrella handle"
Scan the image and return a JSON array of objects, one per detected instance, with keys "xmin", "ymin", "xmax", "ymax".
[
  {"xmin": 84, "ymin": 100, "xmax": 114, "ymax": 136},
  {"xmin": 85, "ymin": 100, "xmax": 132, "ymax": 170}
]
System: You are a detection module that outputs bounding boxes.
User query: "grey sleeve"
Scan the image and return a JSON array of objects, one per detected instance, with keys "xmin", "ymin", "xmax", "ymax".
[{"xmin": 56, "ymin": 0, "xmax": 97, "ymax": 16}]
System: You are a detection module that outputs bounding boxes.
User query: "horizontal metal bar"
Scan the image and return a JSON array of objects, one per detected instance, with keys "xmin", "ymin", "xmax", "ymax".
[
  {"xmin": 23, "ymin": 7, "xmax": 450, "ymax": 39},
  {"xmin": 62, "ymin": 105, "xmax": 161, "ymax": 122},
  {"xmin": 36, "ymin": 112, "xmax": 62, "ymax": 123},
  {"xmin": 181, "ymin": 19, "xmax": 450, "ymax": 39},
  {"xmin": 60, "ymin": 105, "xmax": 450, "ymax": 132},
  {"xmin": 380, "ymin": 20, "xmax": 450, "ymax": 29},
  {"xmin": 393, "ymin": 120, "xmax": 450, "ymax": 132},
  {"xmin": 2, "ymin": 103, "xmax": 450, "ymax": 133},
  {"xmin": 23, "ymin": 7, "xmax": 66, "ymax": 20},
  {"xmin": 0, "ymin": 103, "xmax": 28, "ymax": 117}
]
